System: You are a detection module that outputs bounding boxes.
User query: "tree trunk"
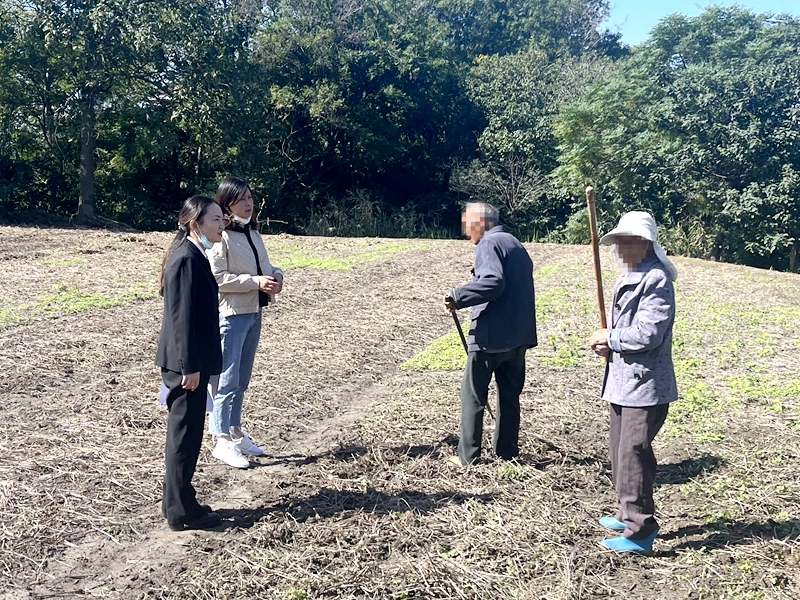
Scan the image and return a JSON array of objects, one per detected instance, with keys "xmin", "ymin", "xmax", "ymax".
[
  {"xmin": 77, "ymin": 24, "xmax": 98, "ymax": 227},
  {"xmin": 76, "ymin": 91, "xmax": 96, "ymax": 225},
  {"xmin": 790, "ymin": 242, "xmax": 798, "ymax": 273}
]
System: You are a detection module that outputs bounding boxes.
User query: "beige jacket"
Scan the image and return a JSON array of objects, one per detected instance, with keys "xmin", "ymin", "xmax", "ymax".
[{"xmin": 207, "ymin": 228, "xmax": 283, "ymax": 317}]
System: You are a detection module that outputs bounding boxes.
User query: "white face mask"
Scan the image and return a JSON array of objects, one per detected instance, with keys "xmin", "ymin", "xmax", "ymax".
[{"xmin": 232, "ymin": 214, "xmax": 251, "ymax": 225}]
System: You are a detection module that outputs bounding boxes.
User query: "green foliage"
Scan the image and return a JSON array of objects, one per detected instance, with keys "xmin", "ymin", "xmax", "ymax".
[
  {"xmin": 497, "ymin": 462, "xmax": 528, "ymax": 481},
  {"xmin": 546, "ymin": 207, "xmax": 591, "ymax": 244},
  {"xmin": 284, "ymin": 588, "xmax": 309, "ymax": 600},
  {"xmin": 401, "ymin": 321, "xmax": 469, "ymax": 371},
  {"xmin": 0, "ymin": 304, "xmax": 33, "ymax": 329},
  {"xmin": 38, "ymin": 283, "xmax": 154, "ymax": 315},
  {"xmin": 554, "ymin": 7, "xmax": 800, "ymax": 270},
  {"xmin": 541, "ymin": 333, "xmax": 582, "ymax": 368},
  {"xmin": 0, "ymin": 0, "xmax": 625, "ymax": 235},
  {"xmin": 727, "ymin": 375, "xmax": 800, "ymax": 412},
  {"xmin": 272, "ymin": 241, "xmax": 414, "ymax": 271},
  {"xmin": 665, "ymin": 381, "xmax": 730, "ymax": 443},
  {"xmin": 3, "ymin": 0, "xmax": 798, "ymax": 275},
  {"xmin": 0, "ymin": 282, "xmax": 155, "ymax": 330},
  {"xmin": 304, "ymin": 191, "xmax": 453, "ymax": 238},
  {"xmin": 454, "ymin": 49, "xmax": 618, "ymax": 239},
  {"xmin": 433, "ymin": 0, "xmax": 618, "ymax": 59}
]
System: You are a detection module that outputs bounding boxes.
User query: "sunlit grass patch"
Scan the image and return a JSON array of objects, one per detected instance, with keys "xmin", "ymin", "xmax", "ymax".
[
  {"xmin": 0, "ymin": 283, "xmax": 157, "ymax": 330},
  {"xmin": 497, "ymin": 462, "xmax": 528, "ymax": 481},
  {"xmin": 284, "ymin": 587, "xmax": 310, "ymax": 600},
  {"xmin": 400, "ymin": 321, "xmax": 469, "ymax": 371},
  {"xmin": 535, "ymin": 286, "xmax": 571, "ymax": 323},
  {"xmin": 271, "ymin": 241, "xmax": 415, "ymax": 271},
  {"xmin": 679, "ymin": 467, "xmax": 796, "ymax": 529},
  {"xmin": 539, "ymin": 333, "xmax": 582, "ymax": 368},
  {"xmin": 727, "ymin": 375, "xmax": 800, "ymax": 413},
  {"xmin": 0, "ymin": 304, "xmax": 35, "ymax": 329},
  {"xmin": 684, "ymin": 298, "xmax": 800, "ymax": 332},
  {"xmin": 665, "ymin": 381, "xmax": 734, "ymax": 442},
  {"xmin": 38, "ymin": 283, "xmax": 155, "ymax": 315},
  {"xmin": 533, "ymin": 264, "xmax": 561, "ymax": 280}
]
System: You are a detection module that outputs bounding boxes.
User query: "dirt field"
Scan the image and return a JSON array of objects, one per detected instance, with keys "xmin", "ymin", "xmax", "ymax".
[{"xmin": 1, "ymin": 225, "xmax": 798, "ymax": 599}]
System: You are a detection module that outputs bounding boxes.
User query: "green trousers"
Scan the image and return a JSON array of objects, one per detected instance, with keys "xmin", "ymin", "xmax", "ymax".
[{"xmin": 458, "ymin": 347, "xmax": 527, "ymax": 464}]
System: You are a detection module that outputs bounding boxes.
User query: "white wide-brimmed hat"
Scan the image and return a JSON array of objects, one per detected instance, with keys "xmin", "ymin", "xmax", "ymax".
[{"xmin": 599, "ymin": 211, "xmax": 678, "ymax": 280}]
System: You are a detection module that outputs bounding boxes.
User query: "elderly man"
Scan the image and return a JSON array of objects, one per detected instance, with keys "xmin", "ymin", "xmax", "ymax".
[{"xmin": 444, "ymin": 202, "xmax": 537, "ymax": 466}]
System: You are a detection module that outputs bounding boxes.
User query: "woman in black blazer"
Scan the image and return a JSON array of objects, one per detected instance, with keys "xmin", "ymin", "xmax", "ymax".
[{"xmin": 156, "ymin": 195, "xmax": 226, "ymax": 531}]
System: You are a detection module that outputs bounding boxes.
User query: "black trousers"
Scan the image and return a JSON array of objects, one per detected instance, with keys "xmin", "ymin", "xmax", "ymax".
[
  {"xmin": 609, "ymin": 402, "xmax": 669, "ymax": 539},
  {"xmin": 458, "ymin": 347, "xmax": 526, "ymax": 464},
  {"xmin": 161, "ymin": 368, "xmax": 210, "ymax": 527}
]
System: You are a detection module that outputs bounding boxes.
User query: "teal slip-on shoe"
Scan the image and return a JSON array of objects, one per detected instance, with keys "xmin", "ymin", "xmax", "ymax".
[
  {"xmin": 599, "ymin": 529, "xmax": 658, "ymax": 554},
  {"xmin": 598, "ymin": 516, "xmax": 626, "ymax": 532}
]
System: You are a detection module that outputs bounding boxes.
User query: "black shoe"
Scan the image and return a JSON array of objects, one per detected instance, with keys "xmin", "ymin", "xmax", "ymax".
[
  {"xmin": 168, "ymin": 511, "xmax": 221, "ymax": 532},
  {"xmin": 162, "ymin": 503, "xmax": 213, "ymax": 519}
]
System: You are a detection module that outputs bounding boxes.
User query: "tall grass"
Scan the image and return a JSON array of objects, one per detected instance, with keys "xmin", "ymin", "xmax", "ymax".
[{"xmin": 304, "ymin": 190, "xmax": 455, "ymax": 238}]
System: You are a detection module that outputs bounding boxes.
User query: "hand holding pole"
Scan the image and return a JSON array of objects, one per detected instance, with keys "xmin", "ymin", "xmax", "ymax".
[{"xmin": 446, "ymin": 297, "xmax": 495, "ymax": 421}]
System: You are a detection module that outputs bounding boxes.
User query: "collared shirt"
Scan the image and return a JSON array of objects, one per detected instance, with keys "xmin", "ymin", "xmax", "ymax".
[{"xmin": 188, "ymin": 236, "xmax": 211, "ymax": 260}]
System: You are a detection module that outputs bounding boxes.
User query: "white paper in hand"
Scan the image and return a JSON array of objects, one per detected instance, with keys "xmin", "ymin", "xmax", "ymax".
[{"xmin": 157, "ymin": 375, "xmax": 218, "ymax": 412}]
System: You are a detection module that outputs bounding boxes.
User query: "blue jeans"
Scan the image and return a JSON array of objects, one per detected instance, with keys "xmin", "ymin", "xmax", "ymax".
[{"xmin": 209, "ymin": 311, "xmax": 261, "ymax": 436}]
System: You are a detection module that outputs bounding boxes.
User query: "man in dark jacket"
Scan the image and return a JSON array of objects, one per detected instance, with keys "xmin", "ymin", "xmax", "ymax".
[{"xmin": 444, "ymin": 202, "xmax": 537, "ymax": 466}]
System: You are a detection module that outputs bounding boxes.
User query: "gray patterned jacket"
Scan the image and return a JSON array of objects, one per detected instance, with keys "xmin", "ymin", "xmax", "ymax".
[{"xmin": 602, "ymin": 254, "xmax": 678, "ymax": 407}]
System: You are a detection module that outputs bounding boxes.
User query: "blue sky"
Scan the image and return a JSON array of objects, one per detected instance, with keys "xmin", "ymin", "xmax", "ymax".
[{"xmin": 603, "ymin": 1, "xmax": 800, "ymax": 46}]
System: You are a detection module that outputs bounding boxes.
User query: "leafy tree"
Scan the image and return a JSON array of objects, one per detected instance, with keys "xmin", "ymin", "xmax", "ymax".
[
  {"xmin": 454, "ymin": 45, "xmax": 618, "ymax": 238},
  {"xmin": 554, "ymin": 7, "xmax": 800, "ymax": 270},
  {"xmin": 0, "ymin": 0, "xmax": 248, "ymax": 225},
  {"xmin": 251, "ymin": 0, "xmax": 478, "ymax": 226},
  {"xmin": 432, "ymin": 0, "xmax": 620, "ymax": 59}
]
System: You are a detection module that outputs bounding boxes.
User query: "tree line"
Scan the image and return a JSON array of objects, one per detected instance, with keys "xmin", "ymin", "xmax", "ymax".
[{"xmin": 0, "ymin": 1, "xmax": 798, "ymax": 271}]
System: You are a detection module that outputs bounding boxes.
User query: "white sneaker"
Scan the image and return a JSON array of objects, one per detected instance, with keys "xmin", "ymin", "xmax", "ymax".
[
  {"xmin": 232, "ymin": 429, "xmax": 264, "ymax": 456},
  {"xmin": 211, "ymin": 438, "xmax": 250, "ymax": 468}
]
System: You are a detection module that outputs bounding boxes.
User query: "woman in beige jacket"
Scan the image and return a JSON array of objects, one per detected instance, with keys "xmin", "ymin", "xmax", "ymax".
[{"xmin": 207, "ymin": 177, "xmax": 283, "ymax": 468}]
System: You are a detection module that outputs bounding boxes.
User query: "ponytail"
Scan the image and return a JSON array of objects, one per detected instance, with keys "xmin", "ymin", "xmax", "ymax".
[{"xmin": 158, "ymin": 196, "xmax": 216, "ymax": 296}]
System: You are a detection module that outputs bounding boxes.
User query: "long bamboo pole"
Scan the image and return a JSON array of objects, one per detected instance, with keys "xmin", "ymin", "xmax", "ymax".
[{"xmin": 585, "ymin": 186, "xmax": 607, "ymax": 329}]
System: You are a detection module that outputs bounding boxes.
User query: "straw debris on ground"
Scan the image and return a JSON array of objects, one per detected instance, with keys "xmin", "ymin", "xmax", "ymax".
[{"xmin": 0, "ymin": 225, "xmax": 798, "ymax": 599}]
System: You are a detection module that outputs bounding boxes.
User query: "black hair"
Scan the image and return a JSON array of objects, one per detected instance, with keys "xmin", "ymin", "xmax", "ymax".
[
  {"xmin": 159, "ymin": 195, "xmax": 216, "ymax": 296},
  {"xmin": 215, "ymin": 176, "xmax": 258, "ymax": 230}
]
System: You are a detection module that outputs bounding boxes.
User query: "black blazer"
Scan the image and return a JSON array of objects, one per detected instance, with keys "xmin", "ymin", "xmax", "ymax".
[{"xmin": 155, "ymin": 241, "xmax": 223, "ymax": 375}]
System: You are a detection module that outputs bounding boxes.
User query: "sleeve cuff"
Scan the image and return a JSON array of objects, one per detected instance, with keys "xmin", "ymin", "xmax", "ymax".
[
  {"xmin": 448, "ymin": 288, "xmax": 460, "ymax": 307},
  {"xmin": 608, "ymin": 329, "xmax": 622, "ymax": 353}
]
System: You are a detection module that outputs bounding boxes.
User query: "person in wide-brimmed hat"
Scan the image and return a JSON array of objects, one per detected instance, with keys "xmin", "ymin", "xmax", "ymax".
[{"xmin": 588, "ymin": 210, "xmax": 678, "ymax": 554}]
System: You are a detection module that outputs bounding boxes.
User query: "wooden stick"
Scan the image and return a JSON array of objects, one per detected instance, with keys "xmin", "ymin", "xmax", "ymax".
[
  {"xmin": 449, "ymin": 306, "xmax": 495, "ymax": 421},
  {"xmin": 451, "ymin": 309, "xmax": 468, "ymax": 354},
  {"xmin": 585, "ymin": 186, "xmax": 607, "ymax": 329}
]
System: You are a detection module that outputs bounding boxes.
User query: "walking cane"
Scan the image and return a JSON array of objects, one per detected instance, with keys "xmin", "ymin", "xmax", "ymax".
[
  {"xmin": 447, "ymin": 300, "xmax": 496, "ymax": 421},
  {"xmin": 450, "ymin": 308, "xmax": 469, "ymax": 355},
  {"xmin": 585, "ymin": 186, "xmax": 607, "ymax": 329}
]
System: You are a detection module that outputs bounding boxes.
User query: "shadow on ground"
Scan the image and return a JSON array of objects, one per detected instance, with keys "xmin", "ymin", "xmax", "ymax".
[
  {"xmin": 252, "ymin": 444, "xmax": 369, "ymax": 468},
  {"xmin": 660, "ymin": 518, "xmax": 800, "ymax": 554},
  {"xmin": 215, "ymin": 488, "xmax": 495, "ymax": 530},
  {"xmin": 655, "ymin": 455, "xmax": 725, "ymax": 486}
]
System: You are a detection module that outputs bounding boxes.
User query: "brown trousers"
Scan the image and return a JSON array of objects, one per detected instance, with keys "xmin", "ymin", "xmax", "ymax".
[{"xmin": 609, "ymin": 402, "xmax": 669, "ymax": 539}]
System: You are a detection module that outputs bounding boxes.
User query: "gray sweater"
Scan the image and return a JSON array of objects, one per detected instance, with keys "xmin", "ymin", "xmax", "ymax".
[{"xmin": 450, "ymin": 226, "xmax": 537, "ymax": 352}]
